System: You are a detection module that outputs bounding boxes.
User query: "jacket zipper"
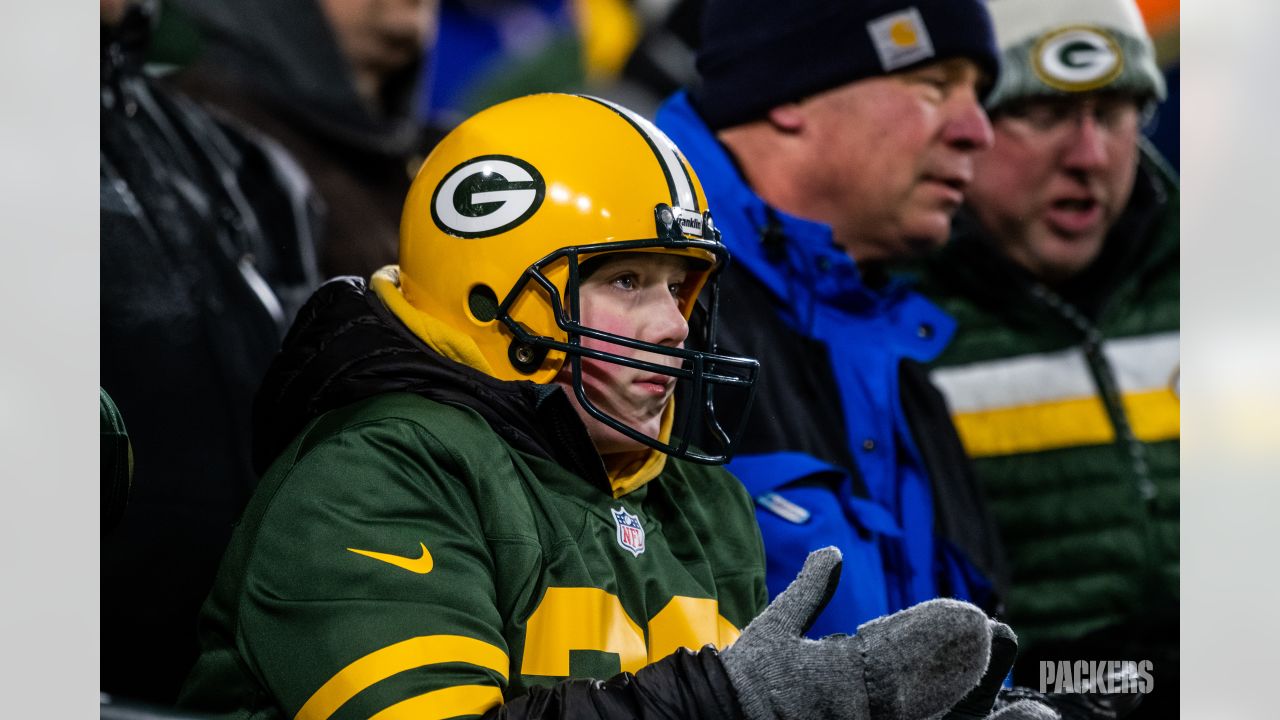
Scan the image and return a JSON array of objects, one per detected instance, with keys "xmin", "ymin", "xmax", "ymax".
[{"xmin": 1028, "ymin": 284, "xmax": 1157, "ymax": 503}]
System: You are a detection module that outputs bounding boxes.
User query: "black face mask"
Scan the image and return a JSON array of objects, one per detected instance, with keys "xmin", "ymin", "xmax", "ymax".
[{"xmin": 497, "ymin": 206, "xmax": 760, "ymax": 465}]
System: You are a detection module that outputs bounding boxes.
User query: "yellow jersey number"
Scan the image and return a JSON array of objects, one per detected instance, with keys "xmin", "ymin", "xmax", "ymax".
[{"xmin": 521, "ymin": 588, "xmax": 741, "ymax": 676}]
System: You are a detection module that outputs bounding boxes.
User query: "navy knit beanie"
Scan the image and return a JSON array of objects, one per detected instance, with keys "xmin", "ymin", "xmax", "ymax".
[{"xmin": 694, "ymin": 0, "xmax": 1001, "ymax": 130}]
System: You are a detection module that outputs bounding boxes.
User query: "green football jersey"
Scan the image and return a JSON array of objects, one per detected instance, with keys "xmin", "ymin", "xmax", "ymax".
[{"xmin": 182, "ymin": 393, "xmax": 767, "ymax": 720}]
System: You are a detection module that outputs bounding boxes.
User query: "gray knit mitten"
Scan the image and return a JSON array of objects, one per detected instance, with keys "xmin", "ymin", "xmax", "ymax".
[{"xmin": 721, "ymin": 547, "xmax": 993, "ymax": 720}]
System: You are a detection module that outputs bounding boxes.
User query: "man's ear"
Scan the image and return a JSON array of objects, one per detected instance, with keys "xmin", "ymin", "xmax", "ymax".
[{"xmin": 766, "ymin": 103, "xmax": 806, "ymax": 133}]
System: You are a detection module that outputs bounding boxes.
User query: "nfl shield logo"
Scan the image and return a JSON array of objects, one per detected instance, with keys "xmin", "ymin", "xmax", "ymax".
[{"xmin": 612, "ymin": 507, "xmax": 645, "ymax": 557}]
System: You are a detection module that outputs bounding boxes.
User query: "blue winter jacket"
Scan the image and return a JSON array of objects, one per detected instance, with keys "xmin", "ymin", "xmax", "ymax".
[{"xmin": 656, "ymin": 92, "xmax": 1005, "ymax": 636}]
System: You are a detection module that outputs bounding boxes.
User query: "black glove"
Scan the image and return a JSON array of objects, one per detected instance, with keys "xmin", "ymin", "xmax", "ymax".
[{"xmin": 720, "ymin": 547, "xmax": 995, "ymax": 720}]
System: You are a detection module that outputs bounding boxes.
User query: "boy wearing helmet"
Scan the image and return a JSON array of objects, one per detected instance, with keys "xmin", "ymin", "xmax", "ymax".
[{"xmin": 179, "ymin": 94, "xmax": 1021, "ymax": 720}]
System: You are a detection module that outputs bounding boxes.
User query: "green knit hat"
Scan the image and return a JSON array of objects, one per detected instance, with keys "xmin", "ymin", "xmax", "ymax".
[{"xmin": 983, "ymin": 0, "xmax": 1166, "ymax": 110}]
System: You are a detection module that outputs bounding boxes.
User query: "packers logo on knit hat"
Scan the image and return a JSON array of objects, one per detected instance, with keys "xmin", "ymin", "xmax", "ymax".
[
  {"xmin": 981, "ymin": 0, "xmax": 1166, "ymax": 110},
  {"xmin": 867, "ymin": 7, "xmax": 936, "ymax": 72},
  {"xmin": 1032, "ymin": 26, "xmax": 1123, "ymax": 92}
]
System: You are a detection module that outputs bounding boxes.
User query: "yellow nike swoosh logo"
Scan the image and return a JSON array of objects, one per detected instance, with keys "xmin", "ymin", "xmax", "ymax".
[{"xmin": 347, "ymin": 542, "xmax": 434, "ymax": 574}]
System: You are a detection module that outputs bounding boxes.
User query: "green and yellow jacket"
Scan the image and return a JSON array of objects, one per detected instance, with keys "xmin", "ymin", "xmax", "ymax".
[
  {"xmin": 914, "ymin": 144, "xmax": 1178, "ymax": 661},
  {"xmin": 179, "ymin": 276, "xmax": 767, "ymax": 720}
]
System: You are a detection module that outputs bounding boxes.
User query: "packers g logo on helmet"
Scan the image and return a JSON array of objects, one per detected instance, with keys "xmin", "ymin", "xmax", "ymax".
[{"xmin": 431, "ymin": 155, "xmax": 546, "ymax": 238}]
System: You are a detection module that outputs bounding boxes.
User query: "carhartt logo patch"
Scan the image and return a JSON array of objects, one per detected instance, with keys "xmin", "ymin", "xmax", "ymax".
[
  {"xmin": 1032, "ymin": 26, "xmax": 1123, "ymax": 92},
  {"xmin": 612, "ymin": 507, "xmax": 645, "ymax": 557},
  {"xmin": 867, "ymin": 7, "xmax": 935, "ymax": 72},
  {"xmin": 348, "ymin": 542, "xmax": 435, "ymax": 574}
]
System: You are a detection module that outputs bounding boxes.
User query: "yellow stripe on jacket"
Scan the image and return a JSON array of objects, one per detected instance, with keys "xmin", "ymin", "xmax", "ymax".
[
  {"xmin": 933, "ymin": 333, "xmax": 1179, "ymax": 458},
  {"xmin": 295, "ymin": 635, "xmax": 509, "ymax": 720}
]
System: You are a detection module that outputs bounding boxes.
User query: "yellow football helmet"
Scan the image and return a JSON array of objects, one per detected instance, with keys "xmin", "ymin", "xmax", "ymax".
[{"xmin": 398, "ymin": 93, "xmax": 757, "ymax": 463}]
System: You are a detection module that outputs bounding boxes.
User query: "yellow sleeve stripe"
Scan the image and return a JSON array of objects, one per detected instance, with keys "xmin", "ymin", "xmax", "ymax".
[
  {"xmin": 953, "ymin": 389, "xmax": 1179, "ymax": 458},
  {"xmin": 369, "ymin": 685, "xmax": 504, "ymax": 720},
  {"xmin": 295, "ymin": 635, "xmax": 509, "ymax": 720}
]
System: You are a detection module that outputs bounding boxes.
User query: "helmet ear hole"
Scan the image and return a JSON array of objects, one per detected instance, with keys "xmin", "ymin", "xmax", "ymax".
[{"xmin": 468, "ymin": 285, "xmax": 500, "ymax": 322}]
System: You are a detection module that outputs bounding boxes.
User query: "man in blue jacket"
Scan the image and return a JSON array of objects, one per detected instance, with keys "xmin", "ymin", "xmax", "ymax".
[{"xmin": 655, "ymin": 0, "xmax": 1009, "ymax": 637}]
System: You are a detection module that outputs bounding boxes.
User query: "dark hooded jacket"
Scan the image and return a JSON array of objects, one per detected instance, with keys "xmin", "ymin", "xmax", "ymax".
[
  {"xmin": 169, "ymin": 0, "xmax": 433, "ymax": 279},
  {"xmin": 180, "ymin": 277, "xmax": 765, "ymax": 719},
  {"xmin": 100, "ymin": 2, "xmax": 321, "ymax": 704}
]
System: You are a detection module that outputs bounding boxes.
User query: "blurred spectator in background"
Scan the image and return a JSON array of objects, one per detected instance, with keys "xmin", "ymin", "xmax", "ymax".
[
  {"xmin": 609, "ymin": 0, "xmax": 703, "ymax": 113},
  {"xmin": 914, "ymin": 0, "xmax": 1179, "ymax": 715},
  {"xmin": 171, "ymin": 0, "xmax": 439, "ymax": 279},
  {"xmin": 421, "ymin": 0, "xmax": 700, "ymax": 123},
  {"xmin": 101, "ymin": 0, "xmax": 322, "ymax": 703},
  {"xmin": 424, "ymin": 0, "xmax": 590, "ymax": 127},
  {"xmin": 655, "ymin": 0, "xmax": 1011, "ymax": 638},
  {"xmin": 419, "ymin": 0, "xmax": 1178, "ymax": 166}
]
